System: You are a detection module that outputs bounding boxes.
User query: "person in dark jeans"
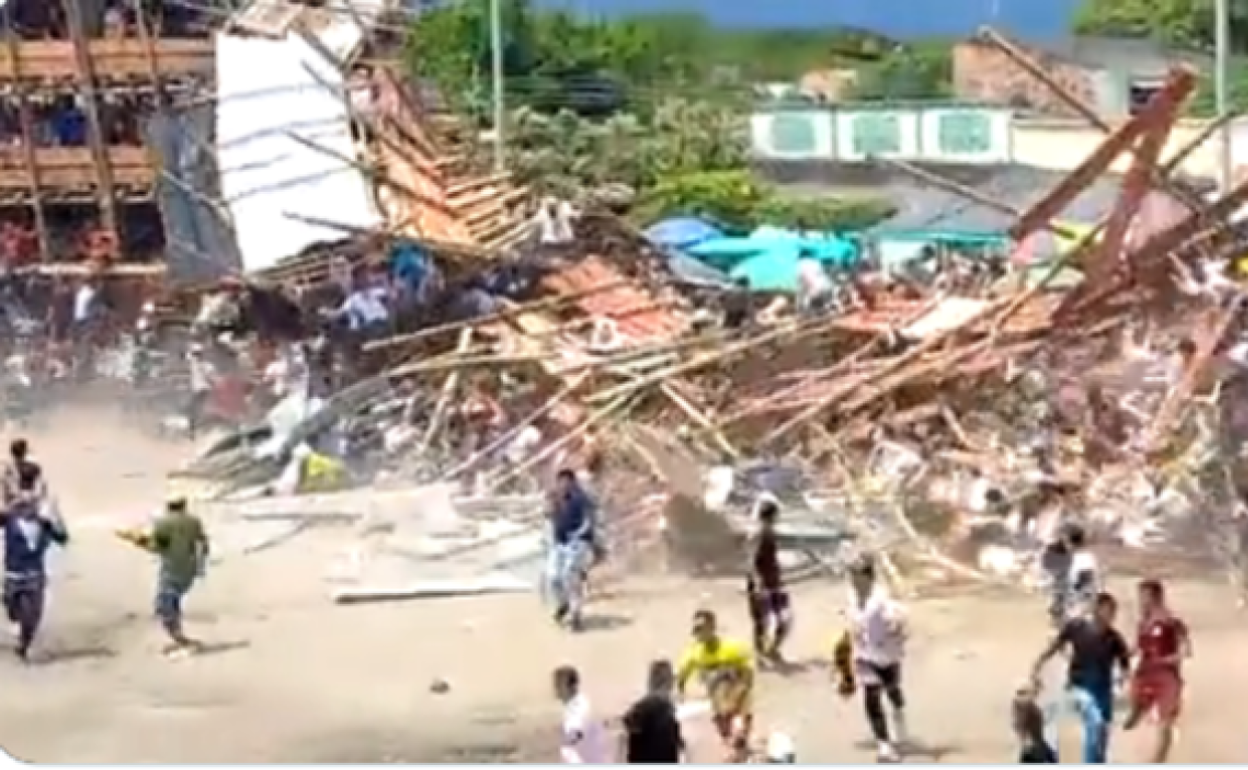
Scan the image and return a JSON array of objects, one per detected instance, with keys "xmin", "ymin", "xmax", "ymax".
[
  {"xmin": 1030, "ymin": 591, "xmax": 1130, "ymax": 763},
  {"xmin": 621, "ymin": 660, "xmax": 684, "ymax": 763}
]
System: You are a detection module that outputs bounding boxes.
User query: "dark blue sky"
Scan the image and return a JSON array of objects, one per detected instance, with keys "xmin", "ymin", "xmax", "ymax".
[{"xmin": 543, "ymin": 0, "xmax": 1082, "ymax": 38}]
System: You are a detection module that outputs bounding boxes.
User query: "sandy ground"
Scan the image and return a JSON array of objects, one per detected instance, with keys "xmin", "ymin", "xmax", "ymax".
[{"xmin": 0, "ymin": 407, "xmax": 1246, "ymax": 764}]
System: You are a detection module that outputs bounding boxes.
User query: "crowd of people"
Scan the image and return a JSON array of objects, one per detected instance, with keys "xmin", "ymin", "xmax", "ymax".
[
  {"xmin": 2, "ymin": 0, "xmax": 210, "ymax": 40},
  {"xmin": 544, "ymin": 476, "xmax": 1195, "ymax": 764},
  {"xmin": 0, "ymin": 403, "xmax": 1205, "ymax": 765}
]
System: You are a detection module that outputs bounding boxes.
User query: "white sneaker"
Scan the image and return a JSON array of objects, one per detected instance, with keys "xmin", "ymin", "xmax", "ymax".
[{"xmin": 876, "ymin": 741, "xmax": 900, "ymax": 763}]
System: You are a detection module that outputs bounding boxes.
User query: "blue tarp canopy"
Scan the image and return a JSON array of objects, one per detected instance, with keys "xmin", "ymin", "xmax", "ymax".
[
  {"xmin": 643, "ymin": 216, "xmax": 724, "ymax": 249},
  {"xmin": 682, "ymin": 226, "xmax": 859, "ymax": 292},
  {"xmin": 663, "ymin": 250, "xmax": 737, "ymax": 289},
  {"xmin": 729, "ymin": 246, "xmax": 804, "ymax": 292}
]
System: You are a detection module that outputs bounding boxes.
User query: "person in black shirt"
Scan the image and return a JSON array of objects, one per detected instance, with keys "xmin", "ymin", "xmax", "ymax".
[
  {"xmin": 748, "ymin": 498, "xmax": 791, "ymax": 664},
  {"xmin": 720, "ymin": 277, "xmax": 753, "ymax": 331},
  {"xmin": 1030, "ymin": 591, "xmax": 1130, "ymax": 764},
  {"xmin": 621, "ymin": 660, "xmax": 684, "ymax": 763}
]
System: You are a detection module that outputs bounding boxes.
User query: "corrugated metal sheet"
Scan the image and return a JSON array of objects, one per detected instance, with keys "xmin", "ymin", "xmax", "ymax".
[
  {"xmin": 146, "ymin": 104, "xmax": 241, "ymax": 286},
  {"xmin": 215, "ymin": 33, "xmax": 381, "ymax": 274}
]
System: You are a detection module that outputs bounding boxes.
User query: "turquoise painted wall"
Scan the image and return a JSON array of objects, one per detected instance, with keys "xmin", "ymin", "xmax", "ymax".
[{"xmin": 750, "ymin": 103, "xmax": 1015, "ymax": 165}]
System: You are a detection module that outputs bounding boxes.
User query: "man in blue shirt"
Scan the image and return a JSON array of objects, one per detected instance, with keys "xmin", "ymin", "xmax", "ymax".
[
  {"xmin": 547, "ymin": 469, "xmax": 595, "ymax": 632},
  {"xmin": 2, "ymin": 464, "xmax": 67, "ymax": 661}
]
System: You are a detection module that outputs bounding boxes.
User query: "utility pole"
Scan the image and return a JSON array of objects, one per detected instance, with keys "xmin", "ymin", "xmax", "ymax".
[
  {"xmin": 1216, "ymin": 0, "xmax": 1233, "ymax": 194},
  {"xmin": 489, "ymin": 0, "xmax": 506, "ymax": 171}
]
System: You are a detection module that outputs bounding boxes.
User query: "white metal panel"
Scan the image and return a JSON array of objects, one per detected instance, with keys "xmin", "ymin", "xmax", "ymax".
[{"xmin": 215, "ymin": 33, "xmax": 380, "ymax": 274}]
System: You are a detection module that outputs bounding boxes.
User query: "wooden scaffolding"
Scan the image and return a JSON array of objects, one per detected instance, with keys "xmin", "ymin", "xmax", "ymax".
[{"xmin": 0, "ymin": 0, "xmax": 215, "ymax": 273}]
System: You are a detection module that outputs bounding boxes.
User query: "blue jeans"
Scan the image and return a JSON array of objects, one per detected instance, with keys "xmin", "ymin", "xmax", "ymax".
[
  {"xmin": 545, "ymin": 540, "xmax": 589, "ymax": 618},
  {"xmin": 155, "ymin": 575, "xmax": 194, "ymax": 632},
  {"xmin": 1066, "ymin": 685, "xmax": 1113, "ymax": 763}
]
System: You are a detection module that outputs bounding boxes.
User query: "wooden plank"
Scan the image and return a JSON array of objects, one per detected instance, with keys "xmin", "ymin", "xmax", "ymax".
[
  {"xmin": 15, "ymin": 262, "xmax": 165, "ymax": 276},
  {"xmin": 0, "ymin": 24, "xmax": 49, "ymax": 262},
  {"xmin": 978, "ymin": 27, "xmax": 1206, "ymax": 213},
  {"xmin": 0, "ymin": 147, "xmax": 156, "ymax": 191},
  {"xmin": 62, "ymin": 0, "xmax": 120, "ymax": 246},
  {"xmin": 0, "ymin": 39, "xmax": 214, "ymax": 81},
  {"xmin": 1008, "ymin": 69, "xmax": 1196, "ymax": 241},
  {"xmin": 1081, "ymin": 70, "xmax": 1193, "ymax": 289}
]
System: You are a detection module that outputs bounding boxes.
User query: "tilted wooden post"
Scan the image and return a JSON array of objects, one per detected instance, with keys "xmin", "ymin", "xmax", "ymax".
[
  {"xmin": 0, "ymin": 7, "xmax": 51, "ymax": 261},
  {"xmin": 60, "ymin": 0, "xmax": 121, "ymax": 252}
]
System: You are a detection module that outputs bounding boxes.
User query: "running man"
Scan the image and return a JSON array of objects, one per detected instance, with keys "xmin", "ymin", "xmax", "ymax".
[
  {"xmin": 1031, "ymin": 591, "xmax": 1130, "ymax": 764},
  {"xmin": 547, "ymin": 469, "xmax": 596, "ymax": 631},
  {"xmin": 554, "ymin": 665, "xmax": 608, "ymax": 764},
  {"xmin": 0, "ymin": 464, "xmax": 66, "ymax": 661},
  {"xmin": 836, "ymin": 555, "xmax": 909, "ymax": 763},
  {"xmin": 621, "ymin": 660, "xmax": 684, "ymax": 763},
  {"xmin": 1124, "ymin": 579, "xmax": 1191, "ymax": 763},
  {"xmin": 676, "ymin": 610, "xmax": 756, "ymax": 763},
  {"xmin": 747, "ymin": 498, "xmax": 791, "ymax": 665},
  {"xmin": 127, "ymin": 497, "xmax": 210, "ymax": 657}
]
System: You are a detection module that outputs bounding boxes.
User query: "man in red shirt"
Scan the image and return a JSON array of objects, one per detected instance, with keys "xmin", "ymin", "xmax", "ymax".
[{"xmin": 1124, "ymin": 579, "xmax": 1190, "ymax": 763}]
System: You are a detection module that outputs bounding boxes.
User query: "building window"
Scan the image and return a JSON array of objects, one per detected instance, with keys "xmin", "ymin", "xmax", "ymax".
[{"xmin": 1129, "ymin": 81, "xmax": 1163, "ymax": 115}]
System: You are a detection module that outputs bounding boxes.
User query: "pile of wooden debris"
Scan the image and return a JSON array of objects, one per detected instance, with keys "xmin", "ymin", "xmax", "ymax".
[{"xmin": 186, "ymin": 32, "xmax": 1248, "ymax": 600}]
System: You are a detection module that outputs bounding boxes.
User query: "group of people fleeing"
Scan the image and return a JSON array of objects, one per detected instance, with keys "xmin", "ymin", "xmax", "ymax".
[
  {"xmin": 0, "ymin": 437, "xmax": 211, "ymax": 662},
  {"xmin": 551, "ymin": 490, "xmax": 1194, "ymax": 764}
]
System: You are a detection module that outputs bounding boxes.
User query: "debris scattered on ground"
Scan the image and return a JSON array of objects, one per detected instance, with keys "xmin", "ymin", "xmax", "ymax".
[{"xmin": 170, "ymin": 30, "xmax": 1248, "ymax": 604}]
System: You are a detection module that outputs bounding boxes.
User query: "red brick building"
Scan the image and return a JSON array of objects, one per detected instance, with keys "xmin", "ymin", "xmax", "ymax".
[{"xmin": 952, "ymin": 35, "xmax": 1206, "ymax": 119}]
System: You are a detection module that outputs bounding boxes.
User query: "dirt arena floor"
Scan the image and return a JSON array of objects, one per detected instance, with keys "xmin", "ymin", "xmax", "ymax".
[{"xmin": 0, "ymin": 408, "xmax": 1246, "ymax": 764}]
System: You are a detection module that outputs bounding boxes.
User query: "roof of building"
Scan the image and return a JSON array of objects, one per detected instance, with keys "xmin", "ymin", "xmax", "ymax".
[
  {"xmin": 868, "ymin": 164, "xmax": 1210, "ymax": 235},
  {"xmin": 961, "ymin": 33, "xmax": 1211, "ymax": 76}
]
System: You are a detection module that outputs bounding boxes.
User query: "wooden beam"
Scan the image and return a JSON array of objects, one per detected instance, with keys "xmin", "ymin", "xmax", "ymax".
[
  {"xmin": 132, "ymin": 0, "xmax": 176, "ymax": 274},
  {"xmin": 978, "ymin": 27, "xmax": 1205, "ymax": 213},
  {"xmin": 1147, "ymin": 303, "xmax": 1238, "ymax": 452},
  {"xmin": 1083, "ymin": 71, "xmax": 1193, "ymax": 289},
  {"xmin": 61, "ymin": 0, "xmax": 121, "ymax": 249},
  {"xmin": 1, "ymin": 23, "xmax": 51, "ymax": 262},
  {"xmin": 1062, "ymin": 177, "xmax": 1248, "ymax": 318},
  {"xmin": 1009, "ymin": 69, "xmax": 1196, "ymax": 241}
]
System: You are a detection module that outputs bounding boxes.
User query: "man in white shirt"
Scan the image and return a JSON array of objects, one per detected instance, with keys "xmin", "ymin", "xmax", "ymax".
[
  {"xmin": 553, "ymin": 665, "xmax": 608, "ymax": 764},
  {"xmin": 71, "ymin": 279, "xmax": 98, "ymax": 326},
  {"xmin": 536, "ymin": 198, "xmax": 577, "ymax": 247},
  {"xmin": 331, "ymin": 282, "xmax": 391, "ymax": 335},
  {"xmin": 796, "ymin": 252, "xmax": 833, "ymax": 316},
  {"xmin": 844, "ymin": 556, "xmax": 909, "ymax": 762}
]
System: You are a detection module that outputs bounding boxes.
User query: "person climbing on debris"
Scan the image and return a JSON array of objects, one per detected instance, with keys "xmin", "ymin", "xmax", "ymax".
[
  {"xmin": 721, "ymin": 277, "xmax": 754, "ymax": 331},
  {"xmin": 547, "ymin": 468, "xmax": 596, "ymax": 632},
  {"xmin": 1, "ymin": 463, "xmax": 66, "ymax": 661}
]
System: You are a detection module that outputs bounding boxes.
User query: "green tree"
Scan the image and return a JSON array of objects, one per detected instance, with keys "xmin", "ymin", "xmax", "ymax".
[
  {"xmin": 1072, "ymin": 0, "xmax": 1248, "ymax": 53},
  {"xmin": 850, "ymin": 42, "xmax": 953, "ymax": 100}
]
